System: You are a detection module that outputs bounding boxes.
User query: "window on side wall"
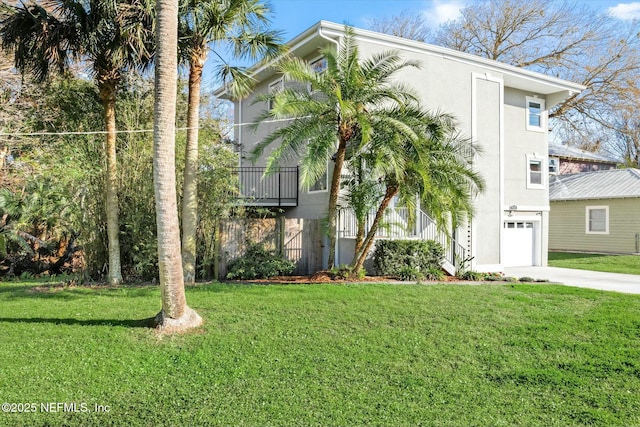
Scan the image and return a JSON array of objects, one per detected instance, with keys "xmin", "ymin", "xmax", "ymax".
[
  {"xmin": 309, "ymin": 164, "xmax": 328, "ymax": 193},
  {"xmin": 310, "ymin": 56, "xmax": 327, "ymax": 74},
  {"xmin": 549, "ymin": 157, "xmax": 559, "ymax": 174},
  {"xmin": 268, "ymin": 78, "xmax": 283, "ymax": 111},
  {"xmin": 308, "ymin": 56, "xmax": 328, "ymax": 95},
  {"xmin": 586, "ymin": 206, "xmax": 609, "ymax": 234},
  {"xmin": 526, "ymin": 96, "xmax": 545, "ymax": 132},
  {"xmin": 526, "ymin": 155, "xmax": 545, "ymax": 189}
]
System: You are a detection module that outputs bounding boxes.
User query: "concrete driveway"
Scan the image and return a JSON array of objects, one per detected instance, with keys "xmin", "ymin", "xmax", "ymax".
[{"xmin": 503, "ymin": 266, "xmax": 640, "ymax": 294}]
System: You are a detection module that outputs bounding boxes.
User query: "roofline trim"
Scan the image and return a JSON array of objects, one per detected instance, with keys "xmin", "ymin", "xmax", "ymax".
[{"xmin": 215, "ymin": 20, "xmax": 586, "ymax": 98}]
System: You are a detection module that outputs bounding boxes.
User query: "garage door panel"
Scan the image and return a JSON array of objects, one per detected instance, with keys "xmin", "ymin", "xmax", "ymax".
[{"xmin": 503, "ymin": 221, "xmax": 534, "ymax": 267}]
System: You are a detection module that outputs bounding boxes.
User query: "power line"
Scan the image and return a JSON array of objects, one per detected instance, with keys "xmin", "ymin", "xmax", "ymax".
[{"xmin": 0, "ymin": 117, "xmax": 303, "ymax": 138}]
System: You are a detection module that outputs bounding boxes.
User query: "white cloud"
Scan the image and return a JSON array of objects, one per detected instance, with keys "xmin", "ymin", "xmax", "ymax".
[
  {"xmin": 422, "ymin": 0, "xmax": 465, "ymax": 28},
  {"xmin": 607, "ymin": 2, "xmax": 640, "ymax": 20}
]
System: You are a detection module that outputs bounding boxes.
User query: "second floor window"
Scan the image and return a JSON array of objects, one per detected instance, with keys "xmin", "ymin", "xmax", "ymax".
[
  {"xmin": 526, "ymin": 96, "xmax": 545, "ymax": 132},
  {"xmin": 268, "ymin": 78, "xmax": 283, "ymax": 110},
  {"xmin": 310, "ymin": 57, "xmax": 327, "ymax": 74}
]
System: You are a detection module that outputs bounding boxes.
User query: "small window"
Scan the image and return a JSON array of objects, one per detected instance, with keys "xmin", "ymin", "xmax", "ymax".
[
  {"xmin": 309, "ymin": 165, "xmax": 328, "ymax": 193},
  {"xmin": 586, "ymin": 206, "xmax": 609, "ymax": 234},
  {"xmin": 526, "ymin": 96, "xmax": 546, "ymax": 132},
  {"xmin": 310, "ymin": 57, "xmax": 327, "ymax": 74},
  {"xmin": 549, "ymin": 157, "xmax": 559, "ymax": 174},
  {"xmin": 527, "ymin": 156, "xmax": 545, "ymax": 189},
  {"xmin": 267, "ymin": 78, "xmax": 283, "ymax": 110}
]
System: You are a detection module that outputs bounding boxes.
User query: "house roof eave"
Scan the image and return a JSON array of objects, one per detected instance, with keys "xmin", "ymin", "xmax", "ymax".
[{"xmin": 214, "ymin": 20, "xmax": 586, "ymax": 100}]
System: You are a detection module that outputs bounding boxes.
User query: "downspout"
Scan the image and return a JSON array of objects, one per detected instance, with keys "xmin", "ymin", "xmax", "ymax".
[
  {"xmin": 318, "ymin": 24, "xmax": 341, "ymax": 268},
  {"xmin": 318, "ymin": 24, "xmax": 340, "ymax": 50}
]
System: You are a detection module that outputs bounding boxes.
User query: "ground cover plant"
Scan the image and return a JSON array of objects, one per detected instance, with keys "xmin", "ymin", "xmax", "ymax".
[
  {"xmin": 0, "ymin": 280, "xmax": 639, "ymax": 426},
  {"xmin": 549, "ymin": 252, "xmax": 640, "ymax": 275}
]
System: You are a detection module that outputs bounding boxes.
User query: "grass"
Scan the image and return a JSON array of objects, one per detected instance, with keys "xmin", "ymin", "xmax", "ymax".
[
  {"xmin": 549, "ymin": 252, "xmax": 640, "ymax": 275},
  {"xmin": 0, "ymin": 281, "xmax": 639, "ymax": 427}
]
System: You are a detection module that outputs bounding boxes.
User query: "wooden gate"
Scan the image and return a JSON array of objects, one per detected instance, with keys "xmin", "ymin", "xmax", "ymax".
[{"xmin": 216, "ymin": 217, "xmax": 323, "ymax": 279}]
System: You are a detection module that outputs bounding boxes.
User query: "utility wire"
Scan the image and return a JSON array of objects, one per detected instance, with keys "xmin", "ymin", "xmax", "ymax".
[{"xmin": 0, "ymin": 116, "xmax": 302, "ymax": 137}]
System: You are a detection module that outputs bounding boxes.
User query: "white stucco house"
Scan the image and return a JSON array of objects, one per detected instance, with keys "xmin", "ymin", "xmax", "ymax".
[{"xmin": 216, "ymin": 21, "xmax": 584, "ymax": 274}]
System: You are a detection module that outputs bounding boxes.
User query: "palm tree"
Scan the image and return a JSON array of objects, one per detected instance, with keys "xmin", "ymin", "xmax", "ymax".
[
  {"xmin": 251, "ymin": 27, "xmax": 420, "ymax": 269},
  {"xmin": 350, "ymin": 108, "xmax": 484, "ymax": 273},
  {"xmin": 153, "ymin": 0, "xmax": 201, "ymax": 332},
  {"xmin": 0, "ymin": 0, "xmax": 154, "ymax": 285},
  {"xmin": 178, "ymin": 0, "xmax": 281, "ymax": 283}
]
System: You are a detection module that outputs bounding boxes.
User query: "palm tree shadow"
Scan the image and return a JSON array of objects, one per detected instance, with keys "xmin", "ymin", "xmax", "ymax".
[{"xmin": 0, "ymin": 317, "xmax": 156, "ymax": 328}]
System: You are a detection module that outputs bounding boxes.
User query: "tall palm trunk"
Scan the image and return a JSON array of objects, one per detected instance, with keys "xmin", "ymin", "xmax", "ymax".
[
  {"xmin": 154, "ymin": 0, "xmax": 201, "ymax": 332},
  {"xmin": 352, "ymin": 184, "xmax": 399, "ymax": 273},
  {"xmin": 98, "ymin": 79, "xmax": 123, "ymax": 286},
  {"xmin": 327, "ymin": 138, "xmax": 347, "ymax": 269},
  {"xmin": 181, "ymin": 48, "xmax": 206, "ymax": 284}
]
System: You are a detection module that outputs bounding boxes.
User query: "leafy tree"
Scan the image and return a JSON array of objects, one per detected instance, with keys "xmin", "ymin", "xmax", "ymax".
[
  {"xmin": 178, "ymin": 0, "xmax": 281, "ymax": 283},
  {"xmin": 349, "ymin": 108, "xmax": 483, "ymax": 273},
  {"xmin": 1, "ymin": 70, "xmax": 237, "ymax": 281},
  {"xmin": 251, "ymin": 27, "xmax": 422, "ymax": 268},
  {"xmin": 153, "ymin": 0, "xmax": 201, "ymax": 332},
  {"xmin": 0, "ymin": 0, "xmax": 155, "ymax": 285}
]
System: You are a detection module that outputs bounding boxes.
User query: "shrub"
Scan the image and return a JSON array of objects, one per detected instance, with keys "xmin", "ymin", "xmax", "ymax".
[
  {"xmin": 459, "ymin": 270, "xmax": 484, "ymax": 281},
  {"xmin": 397, "ymin": 266, "xmax": 424, "ymax": 281},
  {"xmin": 226, "ymin": 244, "xmax": 296, "ymax": 280},
  {"xmin": 519, "ymin": 276, "xmax": 535, "ymax": 283},
  {"xmin": 424, "ymin": 266, "xmax": 445, "ymax": 281},
  {"xmin": 483, "ymin": 272, "xmax": 504, "ymax": 282},
  {"xmin": 373, "ymin": 239, "xmax": 444, "ymax": 278}
]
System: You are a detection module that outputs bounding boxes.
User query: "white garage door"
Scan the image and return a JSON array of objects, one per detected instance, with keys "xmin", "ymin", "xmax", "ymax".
[{"xmin": 503, "ymin": 221, "xmax": 534, "ymax": 267}]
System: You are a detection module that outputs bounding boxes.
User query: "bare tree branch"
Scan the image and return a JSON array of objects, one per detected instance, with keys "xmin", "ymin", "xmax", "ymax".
[
  {"xmin": 368, "ymin": 9, "xmax": 431, "ymax": 42},
  {"xmin": 371, "ymin": 0, "xmax": 640, "ymax": 158}
]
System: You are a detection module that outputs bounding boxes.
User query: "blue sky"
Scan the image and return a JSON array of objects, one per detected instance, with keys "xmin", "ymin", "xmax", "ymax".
[
  {"xmin": 203, "ymin": 0, "xmax": 640, "ymax": 86},
  {"xmin": 265, "ymin": 0, "xmax": 640, "ymax": 39}
]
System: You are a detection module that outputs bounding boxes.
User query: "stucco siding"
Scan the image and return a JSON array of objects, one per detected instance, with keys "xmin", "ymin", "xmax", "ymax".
[
  {"xmin": 503, "ymin": 88, "xmax": 549, "ymax": 208},
  {"xmin": 473, "ymin": 78, "xmax": 501, "ymax": 266},
  {"xmin": 226, "ymin": 22, "xmax": 584, "ymax": 271},
  {"xmin": 549, "ymin": 198, "xmax": 640, "ymax": 254}
]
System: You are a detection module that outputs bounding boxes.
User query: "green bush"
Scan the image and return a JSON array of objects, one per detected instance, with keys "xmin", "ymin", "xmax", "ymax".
[
  {"xmin": 459, "ymin": 270, "xmax": 484, "ymax": 281},
  {"xmin": 373, "ymin": 240, "xmax": 444, "ymax": 278},
  {"xmin": 397, "ymin": 266, "xmax": 424, "ymax": 281},
  {"xmin": 424, "ymin": 266, "xmax": 445, "ymax": 281},
  {"xmin": 226, "ymin": 244, "xmax": 296, "ymax": 280}
]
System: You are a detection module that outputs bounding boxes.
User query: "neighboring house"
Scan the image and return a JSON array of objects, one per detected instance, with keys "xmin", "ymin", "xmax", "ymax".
[
  {"xmin": 549, "ymin": 169, "xmax": 640, "ymax": 254},
  {"xmin": 548, "ymin": 143, "xmax": 619, "ymax": 175},
  {"xmin": 217, "ymin": 21, "xmax": 584, "ymax": 273}
]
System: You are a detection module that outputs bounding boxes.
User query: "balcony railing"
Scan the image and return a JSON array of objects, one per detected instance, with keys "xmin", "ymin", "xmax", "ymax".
[{"xmin": 233, "ymin": 166, "xmax": 298, "ymax": 207}]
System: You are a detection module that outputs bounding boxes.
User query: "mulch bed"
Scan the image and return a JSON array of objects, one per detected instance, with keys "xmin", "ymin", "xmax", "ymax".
[{"xmin": 225, "ymin": 270, "xmax": 463, "ymax": 284}]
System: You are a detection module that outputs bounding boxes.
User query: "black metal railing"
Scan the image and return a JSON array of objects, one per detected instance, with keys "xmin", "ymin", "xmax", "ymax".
[{"xmin": 233, "ymin": 166, "xmax": 298, "ymax": 207}]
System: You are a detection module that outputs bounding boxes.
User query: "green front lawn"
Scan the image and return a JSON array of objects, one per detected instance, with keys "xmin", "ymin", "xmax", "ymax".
[
  {"xmin": 1, "ymin": 281, "xmax": 639, "ymax": 426},
  {"xmin": 549, "ymin": 252, "xmax": 640, "ymax": 275}
]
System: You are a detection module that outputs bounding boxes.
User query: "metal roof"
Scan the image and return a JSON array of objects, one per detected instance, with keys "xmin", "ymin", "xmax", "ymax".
[
  {"xmin": 550, "ymin": 168, "xmax": 640, "ymax": 201},
  {"xmin": 549, "ymin": 144, "xmax": 620, "ymax": 163}
]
